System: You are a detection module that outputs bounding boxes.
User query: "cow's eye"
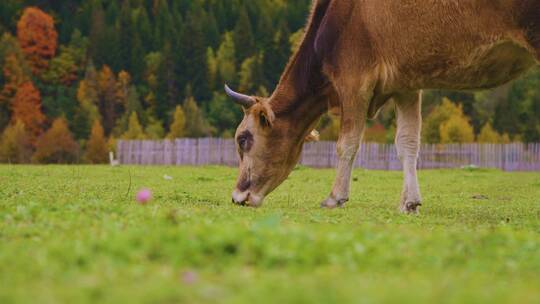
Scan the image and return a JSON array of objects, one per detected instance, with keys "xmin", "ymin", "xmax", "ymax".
[
  {"xmin": 237, "ymin": 131, "xmax": 253, "ymax": 151},
  {"xmin": 238, "ymin": 137, "xmax": 247, "ymax": 149}
]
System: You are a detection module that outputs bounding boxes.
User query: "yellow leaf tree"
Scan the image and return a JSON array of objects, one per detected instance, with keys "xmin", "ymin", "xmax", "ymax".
[
  {"xmin": 85, "ymin": 120, "xmax": 109, "ymax": 164},
  {"xmin": 439, "ymin": 115, "xmax": 475, "ymax": 143},
  {"xmin": 477, "ymin": 122, "xmax": 502, "ymax": 143},
  {"xmin": 122, "ymin": 112, "xmax": 146, "ymax": 140},
  {"xmin": 167, "ymin": 105, "xmax": 186, "ymax": 139},
  {"xmin": 0, "ymin": 120, "xmax": 32, "ymax": 163}
]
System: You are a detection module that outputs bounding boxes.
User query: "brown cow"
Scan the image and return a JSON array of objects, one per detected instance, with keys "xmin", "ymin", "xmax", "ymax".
[{"xmin": 226, "ymin": 0, "xmax": 540, "ymax": 212}]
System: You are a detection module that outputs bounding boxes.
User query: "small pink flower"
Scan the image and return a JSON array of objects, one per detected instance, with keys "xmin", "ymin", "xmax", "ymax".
[{"xmin": 136, "ymin": 188, "xmax": 152, "ymax": 204}]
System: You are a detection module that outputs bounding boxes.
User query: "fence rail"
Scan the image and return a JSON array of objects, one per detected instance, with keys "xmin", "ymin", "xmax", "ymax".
[{"xmin": 117, "ymin": 139, "xmax": 540, "ymax": 171}]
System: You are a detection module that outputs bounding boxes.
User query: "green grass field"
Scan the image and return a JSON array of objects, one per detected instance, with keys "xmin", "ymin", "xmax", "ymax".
[{"xmin": 1, "ymin": 165, "xmax": 539, "ymax": 303}]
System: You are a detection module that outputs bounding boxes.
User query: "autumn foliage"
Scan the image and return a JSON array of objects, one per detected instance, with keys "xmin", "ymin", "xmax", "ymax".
[
  {"xmin": 33, "ymin": 118, "xmax": 79, "ymax": 164},
  {"xmin": 167, "ymin": 105, "xmax": 186, "ymax": 139},
  {"xmin": 0, "ymin": 120, "xmax": 32, "ymax": 163},
  {"xmin": 17, "ymin": 7, "xmax": 57, "ymax": 75},
  {"xmin": 85, "ymin": 120, "xmax": 109, "ymax": 164},
  {"xmin": 11, "ymin": 81, "xmax": 45, "ymax": 139}
]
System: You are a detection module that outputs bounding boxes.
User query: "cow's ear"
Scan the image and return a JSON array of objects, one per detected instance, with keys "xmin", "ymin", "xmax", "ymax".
[
  {"xmin": 258, "ymin": 103, "xmax": 275, "ymax": 128},
  {"xmin": 305, "ymin": 130, "xmax": 320, "ymax": 142}
]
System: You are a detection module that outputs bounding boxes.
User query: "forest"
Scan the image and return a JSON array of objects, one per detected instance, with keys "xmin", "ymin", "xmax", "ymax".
[{"xmin": 0, "ymin": 0, "xmax": 539, "ymax": 163}]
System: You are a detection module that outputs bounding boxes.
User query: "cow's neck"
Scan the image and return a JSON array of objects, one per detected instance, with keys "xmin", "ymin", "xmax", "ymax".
[{"xmin": 269, "ymin": 79, "xmax": 331, "ymax": 143}]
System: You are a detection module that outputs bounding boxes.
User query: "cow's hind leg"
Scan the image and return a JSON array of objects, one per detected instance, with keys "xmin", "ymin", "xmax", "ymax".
[
  {"xmin": 320, "ymin": 84, "xmax": 370, "ymax": 209},
  {"xmin": 394, "ymin": 91, "xmax": 423, "ymax": 214}
]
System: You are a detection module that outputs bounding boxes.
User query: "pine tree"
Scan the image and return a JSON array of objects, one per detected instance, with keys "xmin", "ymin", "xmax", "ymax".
[
  {"xmin": 33, "ymin": 118, "xmax": 79, "ymax": 164},
  {"xmin": 233, "ymin": 6, "xmax": 255, "ymax": 64},
  {"xmin": 264, "ymin": 20, "xmax": 291, "ymax": 88},
  {"xmin": 85, "ymin": 119, "xmax": 109, "ymax": 164},
  {"xmin": 207, "ymin": 92, "xmax": 241, "ymax": 136},
  {"xmin": 17, "ymin": 7, "xmax": 58, "ymax": 75},
  {"xmin": 122, "ymin": 112, "xmax": 146, "ymax": 140},
  {"xmin": 0, "ymin": 120, "xmax": 32, "ymax": 163},
  {"xmin": 11, "ymin": 81, "xmax": 46, "ymax": 140},
  {"xmin": 167, "ymin": 105, "xmax": 186, "ymax": 139}
]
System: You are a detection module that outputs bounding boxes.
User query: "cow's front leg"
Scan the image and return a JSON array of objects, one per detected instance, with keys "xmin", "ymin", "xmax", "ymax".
[
  {"xmin": 395, "ymin": 91, "xmax": 422, "ymax": 214},
  {"xmin": 321, "ymin": 91, "xmax": 368, "ymax": 209}
]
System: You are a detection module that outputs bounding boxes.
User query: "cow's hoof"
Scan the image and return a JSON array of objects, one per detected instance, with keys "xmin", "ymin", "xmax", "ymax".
[
  {"xmin": 400, "ymin": 201, "xmax": 422, "ymax": 214},
  {"xmin": 320, "ymin": 196, "xmax": 348, "ymax": 209}
]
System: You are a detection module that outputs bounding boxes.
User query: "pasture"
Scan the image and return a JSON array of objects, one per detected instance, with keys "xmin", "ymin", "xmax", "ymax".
[{"xmin": 1, "ymin": 165, "xmax": 539, "ymax": 303}]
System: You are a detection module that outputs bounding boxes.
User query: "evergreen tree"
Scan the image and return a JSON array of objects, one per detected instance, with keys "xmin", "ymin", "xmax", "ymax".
[
  {"xmin": 233, "ymin": 6, "xmax": 255, "ymax": 64},
  {"xmin": 207, "ymin": 92, "xmax": 241, "ymax": 137},
  {"xmin": 264, "ymin": 20, "xmax": 291, "ymax": 88}
]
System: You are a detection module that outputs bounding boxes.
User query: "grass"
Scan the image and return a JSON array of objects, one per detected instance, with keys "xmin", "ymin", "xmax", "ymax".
[{"xmin": 0, "ymin": 165, "xmax": 539, "ymax": 304}]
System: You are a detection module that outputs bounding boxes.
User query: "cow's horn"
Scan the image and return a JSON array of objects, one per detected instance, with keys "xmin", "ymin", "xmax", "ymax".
[{"xmin": 225, "ymin": 84, "xmax": 255, "ymax": 108}]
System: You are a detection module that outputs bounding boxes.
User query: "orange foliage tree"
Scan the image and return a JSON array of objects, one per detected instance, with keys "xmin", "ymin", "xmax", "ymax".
[
  {"xmin": 33, "ymin": 118, "xmax": 79, "ymax": 164},
  {"xmin": 11, "ymin": 81, "xmax": 46, "ymax": 139},
  {"xmin": 17, "ymin": 7, "xmax": 58, "ymax": 75}
]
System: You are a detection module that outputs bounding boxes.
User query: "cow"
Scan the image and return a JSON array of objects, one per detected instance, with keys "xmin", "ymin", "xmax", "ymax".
[{"xmin": 225, "ymin": 0, "xmax": 540, "ymax": 213}]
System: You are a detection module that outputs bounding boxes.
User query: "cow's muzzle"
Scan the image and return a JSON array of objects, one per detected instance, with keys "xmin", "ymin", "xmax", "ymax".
[{"xmin": 232, "ymin": 190, "xmax": 264, "ymax": 207}]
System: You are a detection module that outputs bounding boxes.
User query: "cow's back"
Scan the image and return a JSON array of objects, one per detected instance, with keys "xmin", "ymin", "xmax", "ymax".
[{"xmin": 335, "ymin": 0, "xmax": 538, "ymax": 91}]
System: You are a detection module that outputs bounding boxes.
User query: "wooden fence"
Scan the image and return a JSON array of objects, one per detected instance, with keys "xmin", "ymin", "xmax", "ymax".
[{"xmin": 117, "ymin": 139, "xmax": 540, "ymax": 171}]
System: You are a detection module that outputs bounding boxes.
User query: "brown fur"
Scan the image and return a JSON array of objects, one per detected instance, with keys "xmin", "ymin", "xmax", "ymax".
[{"xmin": 230, "ymin": 0, "xmax": 540, "ymax": 209}]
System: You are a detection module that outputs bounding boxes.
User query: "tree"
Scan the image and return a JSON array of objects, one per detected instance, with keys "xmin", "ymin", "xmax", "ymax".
[
  {"xmin": 423, "ymin": 98, "xmax": 462, "ymax": 144},
  {"xmin": 97, "ymin": 65, "xmax": 119, "ymax": 134},
  {"xmin": 239, "ymin": 53, "xmax": 265, "ymax": 94},
  {"xmin": 216, "ymin": 32, "xmax": 237, "ymax": 87},
  {"xmin": 364, "ymin": 123, "xmax": 388, "ymax": 143},
  {"xmin": 42, "ymin": 31, "xmax": 88, "ymax": 86},
  {"xmin": 0, "ymin": 34, "xmax": 31, "ymax": 105},
  {"xmin": 439, "ymin": 114, "xmax": 475, "ymax": 143},
  {"xmin": 0, "ymin": 120, "xmax": 32, "ymax": 163},
  {"xmin": 145, "ymin": 116, "xmax": 165, "ymax": 139},
  {"xmin": 319, "ymin": 114, "xmax": 340, "ymax": 141},
  {"xmin": 17, "ymin": 7, "xmax": 58, "ymax": 75},
  {"xmin": 11, "ymin": 81, "xmax": 46, "ymax": 139},
  {"xmin": 74, "ymin": 62, "xmax": 101, "ymax": 139},
  {"xmin": 84, "ymin": 119, "xmax": 108, "ymax": 164},
  {"xmin": 207, "ymin": 92, "xmax": 241, "ymax": 136},
  {"xmin": 183, "ymin": 96, "xmax": 212, "ymax": 138},
  {"xmin": 477, "ymin": 122, "xmax": 502, "ymax": 143},
  {"xmin": 233, "ymin": 6, "xmax": 255, "ymax": 64},
  {"xmin": 33, "ymin": 118, "xmax": 79, "ymax": 164},
  {"xmin": 122, "ymin": 112, "xmax": 146, "ymax": 140},
  {"xmin": 167, "ymin": 105, "xmax": 186, "ymax": 139}
]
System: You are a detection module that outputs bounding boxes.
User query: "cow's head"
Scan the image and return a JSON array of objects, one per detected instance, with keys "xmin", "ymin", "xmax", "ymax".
[{"xmin": 225, "ymin": 85, "xmax": 319, "ymax": 207}]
